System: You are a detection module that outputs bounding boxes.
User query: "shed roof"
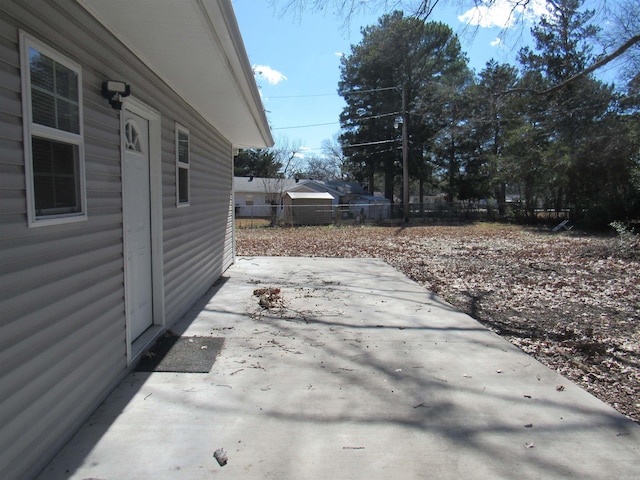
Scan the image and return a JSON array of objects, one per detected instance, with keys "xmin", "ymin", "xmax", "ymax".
[
  {"xmin": 77, "ymin": 0, "xmax": 273, "ymax": 149},
  {"xmin": 288, "ymin": 180, "xmax": 342, "ymax": 198},
  {"xmin": 286, "ymin": 192, "xmax": 335, "ymax": 200}
]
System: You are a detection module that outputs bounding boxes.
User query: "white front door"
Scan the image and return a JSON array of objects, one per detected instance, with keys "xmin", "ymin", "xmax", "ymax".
[{"xmin": 123, "ymin": 109, "xmax": 153, "ymax": 340}]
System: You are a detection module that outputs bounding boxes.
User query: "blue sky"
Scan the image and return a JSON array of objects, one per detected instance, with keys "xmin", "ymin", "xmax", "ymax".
[{"xmin": 230, "ymin": 0, "xmax": 551, "ymax": 158}]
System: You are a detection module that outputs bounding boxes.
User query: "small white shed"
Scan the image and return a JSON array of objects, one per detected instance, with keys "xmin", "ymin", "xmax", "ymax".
[{"xmin": 284, "ymin": 192, "xmax": 334, "ymax": 225}]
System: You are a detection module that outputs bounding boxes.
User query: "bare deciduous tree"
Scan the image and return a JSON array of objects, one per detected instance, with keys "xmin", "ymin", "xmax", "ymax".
[
  {"xmin": 601, "ymin": 0, "xmax": 640, "ymax": 85},
  {"xmin": 321, "ymin": 135, "xmax": 347, "ymax": 179},
  {"xmin": 263, "ymin": 136, "xmax": 304, "ymax": 225}
]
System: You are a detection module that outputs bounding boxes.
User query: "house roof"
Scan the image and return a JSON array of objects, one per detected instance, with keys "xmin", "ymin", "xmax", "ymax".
[
  {"xmin": 77, "ymin": 0, "xmax": 273, "ymax": 149},
  {"xmin": 234, "ymin": 176, "xmax": 298, "ymax": 194},
  {"xmin": 286, "ymin": 192, "xmax": 335, "ymax": 200},
  {"xmin": 288, "ymin": 181, "xmax": 341, "ymax": 198},
  {"xmin": 323, "ymin": 180, "xmax": 367, "ymax": 195},
  {"xmin": 350, "ymin": 195, "xmax": 391, "ymax": 203},
  {"xmin": 291, "ymin": 180, "xmax": 367, "ymax": 196}
]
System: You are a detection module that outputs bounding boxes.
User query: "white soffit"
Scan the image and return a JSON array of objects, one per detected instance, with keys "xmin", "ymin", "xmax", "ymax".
[{"xmin": 77, "ymin": 0, "xmax": 273, "ymax": 149}]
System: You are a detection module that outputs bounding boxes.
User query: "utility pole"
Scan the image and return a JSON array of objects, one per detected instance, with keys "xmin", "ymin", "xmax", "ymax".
[{"xmin": 401, "ymin": 84, "xmax": 409, "ymax": 224}]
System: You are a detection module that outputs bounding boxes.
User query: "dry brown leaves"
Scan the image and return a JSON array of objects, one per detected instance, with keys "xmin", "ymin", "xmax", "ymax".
[
  {"xmin": 236, "ymin": 223, "xmax": 640, "ymax": 423},
  {"xmin": 253, "ymin": 287, "xmax": 283, "ymax": 309}
]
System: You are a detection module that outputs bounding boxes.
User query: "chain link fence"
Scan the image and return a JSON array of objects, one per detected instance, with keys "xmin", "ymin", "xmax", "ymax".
[{"xmin": 235, "ymin": 202, "xmax": 571, "ymax": 228}]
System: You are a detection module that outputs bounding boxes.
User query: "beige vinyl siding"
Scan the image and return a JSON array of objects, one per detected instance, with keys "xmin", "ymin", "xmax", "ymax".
[{"xmin": 0, "ymin": 1, "xmax": 235, "ymax": 479}]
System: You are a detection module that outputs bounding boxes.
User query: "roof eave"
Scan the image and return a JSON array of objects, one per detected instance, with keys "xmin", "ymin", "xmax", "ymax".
[{"xmin": 76, "ymin": 0, "xmax": 273, "ymax": 149}]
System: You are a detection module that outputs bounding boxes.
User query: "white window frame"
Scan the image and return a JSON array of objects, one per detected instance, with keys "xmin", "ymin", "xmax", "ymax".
[
  {"xmin": 175, "ymin": 123, "xmax": 190, "ymax": 207},
  {"xmin": 19, "ymin": 31, "xmax": 87, "ymax": 227}
]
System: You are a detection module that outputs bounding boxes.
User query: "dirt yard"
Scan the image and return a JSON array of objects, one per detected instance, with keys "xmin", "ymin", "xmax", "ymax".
[{"xmin": 236, "ymin": 223, "xmax": 640, "ymax": 423}]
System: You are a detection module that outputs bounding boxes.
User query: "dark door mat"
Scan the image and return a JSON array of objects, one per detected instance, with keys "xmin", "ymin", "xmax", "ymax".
[{"xmin": 136, "ymin": 333, "xmax": 225, "ymax": 373}]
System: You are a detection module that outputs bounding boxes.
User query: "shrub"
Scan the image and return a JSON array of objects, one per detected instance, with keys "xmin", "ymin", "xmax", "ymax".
[{"xmin": 609, "ymin": 221, "xmax": 640, "ymax": 258}]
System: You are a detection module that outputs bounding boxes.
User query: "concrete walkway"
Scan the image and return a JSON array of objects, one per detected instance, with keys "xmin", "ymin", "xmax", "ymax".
[{"xmin": 38, "ymin": 257, "xmax": 640, "ymax": 479}]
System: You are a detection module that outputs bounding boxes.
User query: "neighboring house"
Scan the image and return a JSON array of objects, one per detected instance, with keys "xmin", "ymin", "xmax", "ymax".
[
  {"xmin": 348, "ymin": 195, "xmax": 391, "ymax": 222},
  {"xmin": 233, "ymin": 177, "xmax": 391, "ymax": 224},
  {"xmin": 289, "ymin": 180, "xmax": 390, "ymax": 221},
  {"xmin": 0, "ymin": 2, "xmax": 272, "ymax": 480},
  {"xmin": 234, "ymin": 176, "xmax": 298, "ymax": 217}
]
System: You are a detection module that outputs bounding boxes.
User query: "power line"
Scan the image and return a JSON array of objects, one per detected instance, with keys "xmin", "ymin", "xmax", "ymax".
[
  {"xmin": 343, "ymin": 86, "xmax": 398, "ymax": 95},
  {"xmin": 345, "ymin": 139, "xmax": 397, "ymax": 148},
  {"xmin": 268, "ymin": 93, "xmax": 338, "ymax": 99},
  {"xmin": 272, "ymin": 121, "xmax": 339, "ymax": 130},
  {"xmin": 348, "ymin": 111, "xmax": 402, "ymax": 122},
  {"xmin": 273, "ymin": 111, "xmax": 402, "ymax": 130},
  {"xmin": 267, "ymin": 86, "xmax": 398, "ymax": 99}
]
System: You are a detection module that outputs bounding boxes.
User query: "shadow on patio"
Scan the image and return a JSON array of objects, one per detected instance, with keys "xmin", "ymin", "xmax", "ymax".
[{"xmin": 37, "ymin": 257, "xmax": 640, "ymax": 480}]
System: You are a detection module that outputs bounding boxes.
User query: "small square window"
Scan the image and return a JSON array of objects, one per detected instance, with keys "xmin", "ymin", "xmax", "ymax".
[
  {"xmin": 20, "ymin": 32, "xmax": 86, "ymax": 227},
  {"xmin": 29, "ymin": 47, "xmax": 80, "ymax": 134},
  {"xmin": 175, "ymin": 124, "xmax": 190, "ymax": 206},
  {"xmin": 177, "ymin": 131, "xmax": 189, "ymax": 164}
]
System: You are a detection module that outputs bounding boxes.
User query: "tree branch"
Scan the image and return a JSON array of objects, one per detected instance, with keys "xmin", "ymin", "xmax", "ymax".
[
  {"xmin": 542, "ymin": 34, "xmax": 640, "ymax": 94},
  {"xmin": 498, "ymin": 34, "xmax": 640, "ymax": 97}
]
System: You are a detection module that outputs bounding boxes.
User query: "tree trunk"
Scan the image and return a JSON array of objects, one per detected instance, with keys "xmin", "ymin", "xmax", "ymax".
[
  {"xmin": 384, "ymin": 170, "xmax": 394, "ymax": 202},
  {"xmin": 496, "ymin": 183, "xmax": 506, "ymax": 215}
]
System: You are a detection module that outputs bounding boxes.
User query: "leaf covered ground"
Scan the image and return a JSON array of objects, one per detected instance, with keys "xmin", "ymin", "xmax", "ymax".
[{"xmin": 236, "ymin": 223, "xmax": 640, "ymax": 422}]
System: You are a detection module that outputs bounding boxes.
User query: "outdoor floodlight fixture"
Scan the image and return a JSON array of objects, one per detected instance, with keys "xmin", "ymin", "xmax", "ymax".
[
  {"xmin": 394, "ymin": 115, "xmax": 403, "ymax": 130},
  {"xmin": 102, "ymin": 80, "xmax": 131, "ymax": 110}
]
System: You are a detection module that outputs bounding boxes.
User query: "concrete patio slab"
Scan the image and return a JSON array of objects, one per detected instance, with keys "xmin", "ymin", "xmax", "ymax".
[{"xmin": 37, "ymin": 257, "xmax": 640, "ymax": 479}]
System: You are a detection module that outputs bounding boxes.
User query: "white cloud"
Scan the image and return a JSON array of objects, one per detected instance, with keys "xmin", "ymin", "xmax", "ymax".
[
  {"xmin": 293, "ymin": 146, "xmax": 313, "ymax": 160},
  {"xmin": 458, "ymin": 0, "xmax": 518, "ymax": 29},
  {"xmin": 490, "ymin": 37, "xmax": 502, "ymax": 47},
  {"xmin": 334, "ymin": 52, "xmax": 344, "ymax": 58},
  {"xmin": 253, "ymin": 65, "xmax": 287, "ymax": 85},
  {"xmin": 458, "ymin": 0, "xmax": 551, "ymax": 29},
  {"xmin": 523, "ymin": 0, "xmax": 552, "ymax": 21}
]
